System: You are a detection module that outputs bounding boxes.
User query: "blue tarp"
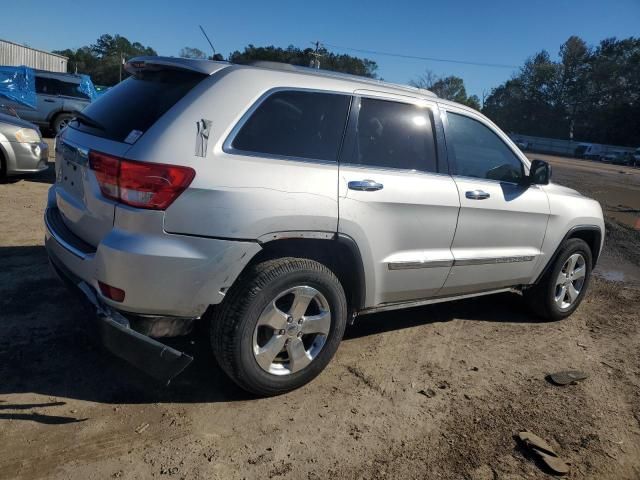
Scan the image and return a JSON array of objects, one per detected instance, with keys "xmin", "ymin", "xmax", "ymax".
[
  {"xmin": 0, "ymin": 65, "xmax": 36, "ymax": 109},
  {"xmin": 79, "ymin": 74, "xmax": 98, "ymax": 101},
  {"xmin": 0, "ymin": 65, "xmax": 98, "ymax": 108}
]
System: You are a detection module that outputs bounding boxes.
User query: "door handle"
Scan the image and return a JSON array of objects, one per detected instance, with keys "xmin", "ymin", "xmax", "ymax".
[
  {"xmin": 348, "ymin": 179, "xmax": 384, "ymax": 191},
  {"xmin": 465, "ymin": 190, "xmax": 490, "ymax": 200}
]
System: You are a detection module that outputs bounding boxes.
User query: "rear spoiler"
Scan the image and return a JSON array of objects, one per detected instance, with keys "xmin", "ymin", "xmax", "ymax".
[{"xmin": 125, "ymin": 56, "xmax": 230, "ymax": 76}]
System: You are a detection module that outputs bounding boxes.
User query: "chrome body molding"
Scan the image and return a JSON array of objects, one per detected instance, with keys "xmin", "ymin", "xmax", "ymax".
[
  {"xmin": 356, "ymin": 287, "xmax": 518, "ymax": 316},
  {"xmin": 454, "ymin": 255, "xmax": 535, "ymax": 266},
  {"xmin": 387, "ymin": 255, "xmax": 535, "ymax": 270},
  {"xmin": 388, "ymin": 259, "xmax": 454, "ymax": 270}
]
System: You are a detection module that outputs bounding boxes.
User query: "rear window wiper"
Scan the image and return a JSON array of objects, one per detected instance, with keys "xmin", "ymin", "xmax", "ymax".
[{"xmin": 73, "ymin": 112, "xmax": 105, "ymax": 131}]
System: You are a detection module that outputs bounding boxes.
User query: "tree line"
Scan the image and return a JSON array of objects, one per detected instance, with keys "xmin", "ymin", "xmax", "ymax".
[
  {"xmin": 54, "ymin": 34, "xmax": 639, "ymax": 147},
  {"xmin": 483, "ymin": 36, "xmax": 640, "ymax": 147}
]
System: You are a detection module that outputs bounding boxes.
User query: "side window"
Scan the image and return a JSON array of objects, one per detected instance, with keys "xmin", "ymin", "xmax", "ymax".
[
  {"xmin": 58, "ymin": 81, "xmax": 89, "ymax": 100},
  {"xmin": 35, "ymin": 77, "xmax": 60, "ymax": 95},
  {"xmin": 446, "ymin": 112, "xmax": 524, "ymax": 182},
  {"xmin": 231, "ymin": 90, "xmax": 350, "ymax": 161},
  {"xmin": 345, "ymin": 97, "xmax": 437, "ymax": 172}
]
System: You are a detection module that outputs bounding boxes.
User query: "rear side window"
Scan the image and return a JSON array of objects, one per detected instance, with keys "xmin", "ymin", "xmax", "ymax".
[
  {"xmin": 446, "ymin": 112, "xmax": 524, "ymax": 183},
  {"xmin": 36, "ymin": 77, "xmax": 88, "ymax": 100},
  {"xmin": 231, "ymin": 90, "xmax": 351, "ymax": 161},
  {"xmin": 344, "ymin": 97, "xmax": 437, "ymax": 172},
  {"xmin": 71, "ymin": 69, "xmax": 206, "ymax": 142}
]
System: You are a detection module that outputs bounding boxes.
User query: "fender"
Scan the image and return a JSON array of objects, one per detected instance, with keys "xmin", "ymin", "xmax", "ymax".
[
  {"xmin": 256, "ymin": 230, "xmax": 367, "ymax": 313},
  {"xmin": 533, "ymin": 225, "xmax": 602, "ymax": 284}
]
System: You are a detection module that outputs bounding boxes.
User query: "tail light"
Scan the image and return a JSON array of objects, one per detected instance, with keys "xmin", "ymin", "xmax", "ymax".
[{"xmin": 89, "ymin": 151, "xmax": 195, "ymax": 210}]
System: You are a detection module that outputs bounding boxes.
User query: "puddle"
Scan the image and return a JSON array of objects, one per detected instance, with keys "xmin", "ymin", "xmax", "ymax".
[
  {"xmin": 596, "ymin": 269, "xmax": 626, "ymax": 282},
  {"xmin": 594, "ymin": 259, "xmax": 640, "ymax": 285}
]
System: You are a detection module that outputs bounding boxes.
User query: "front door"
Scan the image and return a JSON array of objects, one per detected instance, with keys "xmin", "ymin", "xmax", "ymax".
[
  {"xmin": 439, "ymin": 108, "xmax": 550, "ymax": 296},
  {"xmin": 338, "ymin": 95, "xmax": 460, "ymax": 306}
]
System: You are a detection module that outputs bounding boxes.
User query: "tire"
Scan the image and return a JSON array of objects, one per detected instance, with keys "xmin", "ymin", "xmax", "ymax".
[
  {"xmin": 210, "ymin": 257, "xmax": 348, "ymax": 396},
  {"xmin": 52, "ymin": 113, "xmax": 74, "ymax": 134},
  {"xmin": 0, "ymin": 151, "xmax": 6, "ymax": 181},
  {"xmin": 524, "ymin": 238, "xmax": 593, "ymax": 321}
]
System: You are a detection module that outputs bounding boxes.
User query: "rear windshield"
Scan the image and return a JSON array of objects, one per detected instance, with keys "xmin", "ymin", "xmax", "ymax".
[{"xmin": 71, "ymin": 69, "xmax": 206, "ymax": 142}]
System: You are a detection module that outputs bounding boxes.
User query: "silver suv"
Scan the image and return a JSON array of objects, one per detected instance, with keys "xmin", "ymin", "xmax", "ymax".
[
  {"xmin": 45, "ymin": 57, "xmax": 604, "ymax": 395},
  {"xmin": 13, "ymin": 70, "xmax": 93, "ymax": 134}
]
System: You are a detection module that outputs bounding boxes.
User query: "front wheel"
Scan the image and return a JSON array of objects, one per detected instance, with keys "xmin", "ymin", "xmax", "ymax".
[
  {"xmin": 210, "ymin": 257, "xmax": 347, "ymax": 396},
  {"xmin": 524, "ymin": 238, "xmax": 593, "ymax": 321}
]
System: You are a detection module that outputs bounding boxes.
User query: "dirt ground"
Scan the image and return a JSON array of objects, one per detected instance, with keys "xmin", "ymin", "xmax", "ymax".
[{"xmin": 1, "ymin": 145, "xmax": 639, "ymax": 480}]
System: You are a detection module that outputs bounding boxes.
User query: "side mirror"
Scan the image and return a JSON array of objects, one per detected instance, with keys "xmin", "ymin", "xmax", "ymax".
[{"xmin": 528, "ymin": 159, "xmax": 551, "ymax": 185}]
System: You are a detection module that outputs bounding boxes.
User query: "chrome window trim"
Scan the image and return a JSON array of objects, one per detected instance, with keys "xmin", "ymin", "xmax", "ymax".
[
  {"xmin": 222, "ymin": 86, "xmax": 352, "ymax": 164},
  {"xmin": 449, "ymin": 173, "xmax": 533, "ymax": 188},
  {"xmin": 340, "ymin": 162, "xmax": 453, "ymax": 179}
]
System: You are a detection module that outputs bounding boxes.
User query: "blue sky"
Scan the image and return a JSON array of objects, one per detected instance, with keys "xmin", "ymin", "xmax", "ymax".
[{"xmin": 4, "ymin": 0, "xmax": 639, "ymax": 99}]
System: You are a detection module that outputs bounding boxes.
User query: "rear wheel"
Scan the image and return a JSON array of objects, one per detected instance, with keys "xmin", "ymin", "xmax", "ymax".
[
  {"xmin": 524, "ymin": 238, "xmax": 592, "ymax": 321},
  {"xmin": 0, "ymin": 151, "xmax": 6, "ymax": 181},
  {"xmin": 210, "ymin": 257, "xmax": 347, "ymax": 396},
  {"xmin": 52, "ymin": 113, "xmax": 74, "ymax": 134}
]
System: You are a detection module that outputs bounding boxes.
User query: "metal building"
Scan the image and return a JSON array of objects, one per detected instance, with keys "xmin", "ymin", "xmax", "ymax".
[{"xmin": 0, "ymin": 39, "xmax": 68, "ymax": 72}]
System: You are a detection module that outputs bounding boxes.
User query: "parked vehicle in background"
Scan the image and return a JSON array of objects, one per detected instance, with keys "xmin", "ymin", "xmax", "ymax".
[
  {"xmin": 0, "ymin": 111, "xmax": 48, "ymax": 179},
  {"xmin": 514, "ymin": 139, "xmax": 529, "ymax": 151},
  {"xmin": 583, "ymin": 144, "xmax": 604, "ymax": 160},
  {"xmin": 12, "ymin": 70, "xmax": 96, "ymax": 134},
  {"xmin": 574, "ymin": 143, "xmax": 591, "ymax": 158},
  {"xmin": 44, "ymin": 57, "xmax": 605, "ymax": 396},
  {"xmin": 633, "ymin": 148, "xmax": 640, "ymax": 166},
  {"xmin": 600, "ymin": 150, "xmax": 629, "ymax": 164},
  {"xmin": 605, "ymin": 151, "xmax": 636, "ymax": 166}
]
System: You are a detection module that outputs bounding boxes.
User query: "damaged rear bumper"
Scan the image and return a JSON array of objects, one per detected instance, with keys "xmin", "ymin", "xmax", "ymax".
[{"xmin": 49, "ymin": 256, "xmax": 193, "ymax": 384}]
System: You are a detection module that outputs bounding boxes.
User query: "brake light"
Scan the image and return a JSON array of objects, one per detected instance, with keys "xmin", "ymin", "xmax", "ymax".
[{"xmin": 89, "ymin": 151, "xmax": 195, "ymax": 210}]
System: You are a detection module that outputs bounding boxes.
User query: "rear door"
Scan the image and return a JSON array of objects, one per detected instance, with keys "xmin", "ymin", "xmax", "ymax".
[
  {"xmin": 439, "ymin": 107, "xmax": 549, "ymax": 296},
  {"xmin": 338, "ymin": 94, "xmax": 460, "ymax": 306},
  {"xmin": 15, "ymin": 76, "xmax": 63, "ymax": 124},
  {"xmin": 54, "ymin": 68, "xmax": 208, "ymax": 246}
]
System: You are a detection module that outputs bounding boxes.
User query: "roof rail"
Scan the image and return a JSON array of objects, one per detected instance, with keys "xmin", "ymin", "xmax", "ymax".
[{"xmin": 242, "ymin": 60, "xmax": 437, "ymax": 98}]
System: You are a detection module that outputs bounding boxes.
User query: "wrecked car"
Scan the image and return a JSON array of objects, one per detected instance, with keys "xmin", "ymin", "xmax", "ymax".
[{"xmin": 45, "ymin": 57, "xmax": 604, "ymax": 395}]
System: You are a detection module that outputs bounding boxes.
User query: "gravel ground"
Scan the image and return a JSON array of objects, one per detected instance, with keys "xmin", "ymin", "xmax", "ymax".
[{"xmin": 1, "ymin": 145, "xmax": 639, "ymax": 480}]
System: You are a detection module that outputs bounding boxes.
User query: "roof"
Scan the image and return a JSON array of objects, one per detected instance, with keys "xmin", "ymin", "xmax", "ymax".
[
  {"xmin": 0, "ymin": 38, "xmax": 68, "ymax": 60},
  {"xmin": 244, "ymin": 61, "xmax": 437, "ymax": 98},
  {"xmin": 126, "ymin": 56, "xmax": 437, "ymax": 98}
]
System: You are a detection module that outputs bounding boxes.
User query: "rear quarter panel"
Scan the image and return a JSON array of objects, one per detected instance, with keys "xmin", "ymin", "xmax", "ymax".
[{"xmin": 125, "ymin": 68, "xmax": 359, "ymax": 240}]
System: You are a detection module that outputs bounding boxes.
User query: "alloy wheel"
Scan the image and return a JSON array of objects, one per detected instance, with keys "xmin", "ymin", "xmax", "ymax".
[
  {"xmin": 252, "ymin": 285, "xmax": 331, "ymax": 375},
  {"xmin": 554, "ymin": 253, "xmax": 586, "ymax": 310}
]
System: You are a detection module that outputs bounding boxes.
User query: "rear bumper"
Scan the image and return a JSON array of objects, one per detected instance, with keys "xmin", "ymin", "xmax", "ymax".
[
  {"xmin": 48, "ymin": 255, "xmax": 192, "ymax": 383},
  {"xmin": 44, "ymin": 185, "xmax": 261, "ymax": 318}
]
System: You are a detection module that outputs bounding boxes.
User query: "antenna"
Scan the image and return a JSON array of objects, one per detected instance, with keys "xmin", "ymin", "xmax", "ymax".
[
  {"xmin": 199, "ymin": 25, "xmax": 216, "ymax": 57},
  {"xmin": 310, "ymin": 41, "xmax": 323, "ymax": 69}
]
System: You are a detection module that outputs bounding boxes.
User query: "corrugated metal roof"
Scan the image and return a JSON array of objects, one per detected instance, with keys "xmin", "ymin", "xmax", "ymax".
[{"xmin": 0, "ymin": 39, "xmax": 68, "ymax": 73}]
